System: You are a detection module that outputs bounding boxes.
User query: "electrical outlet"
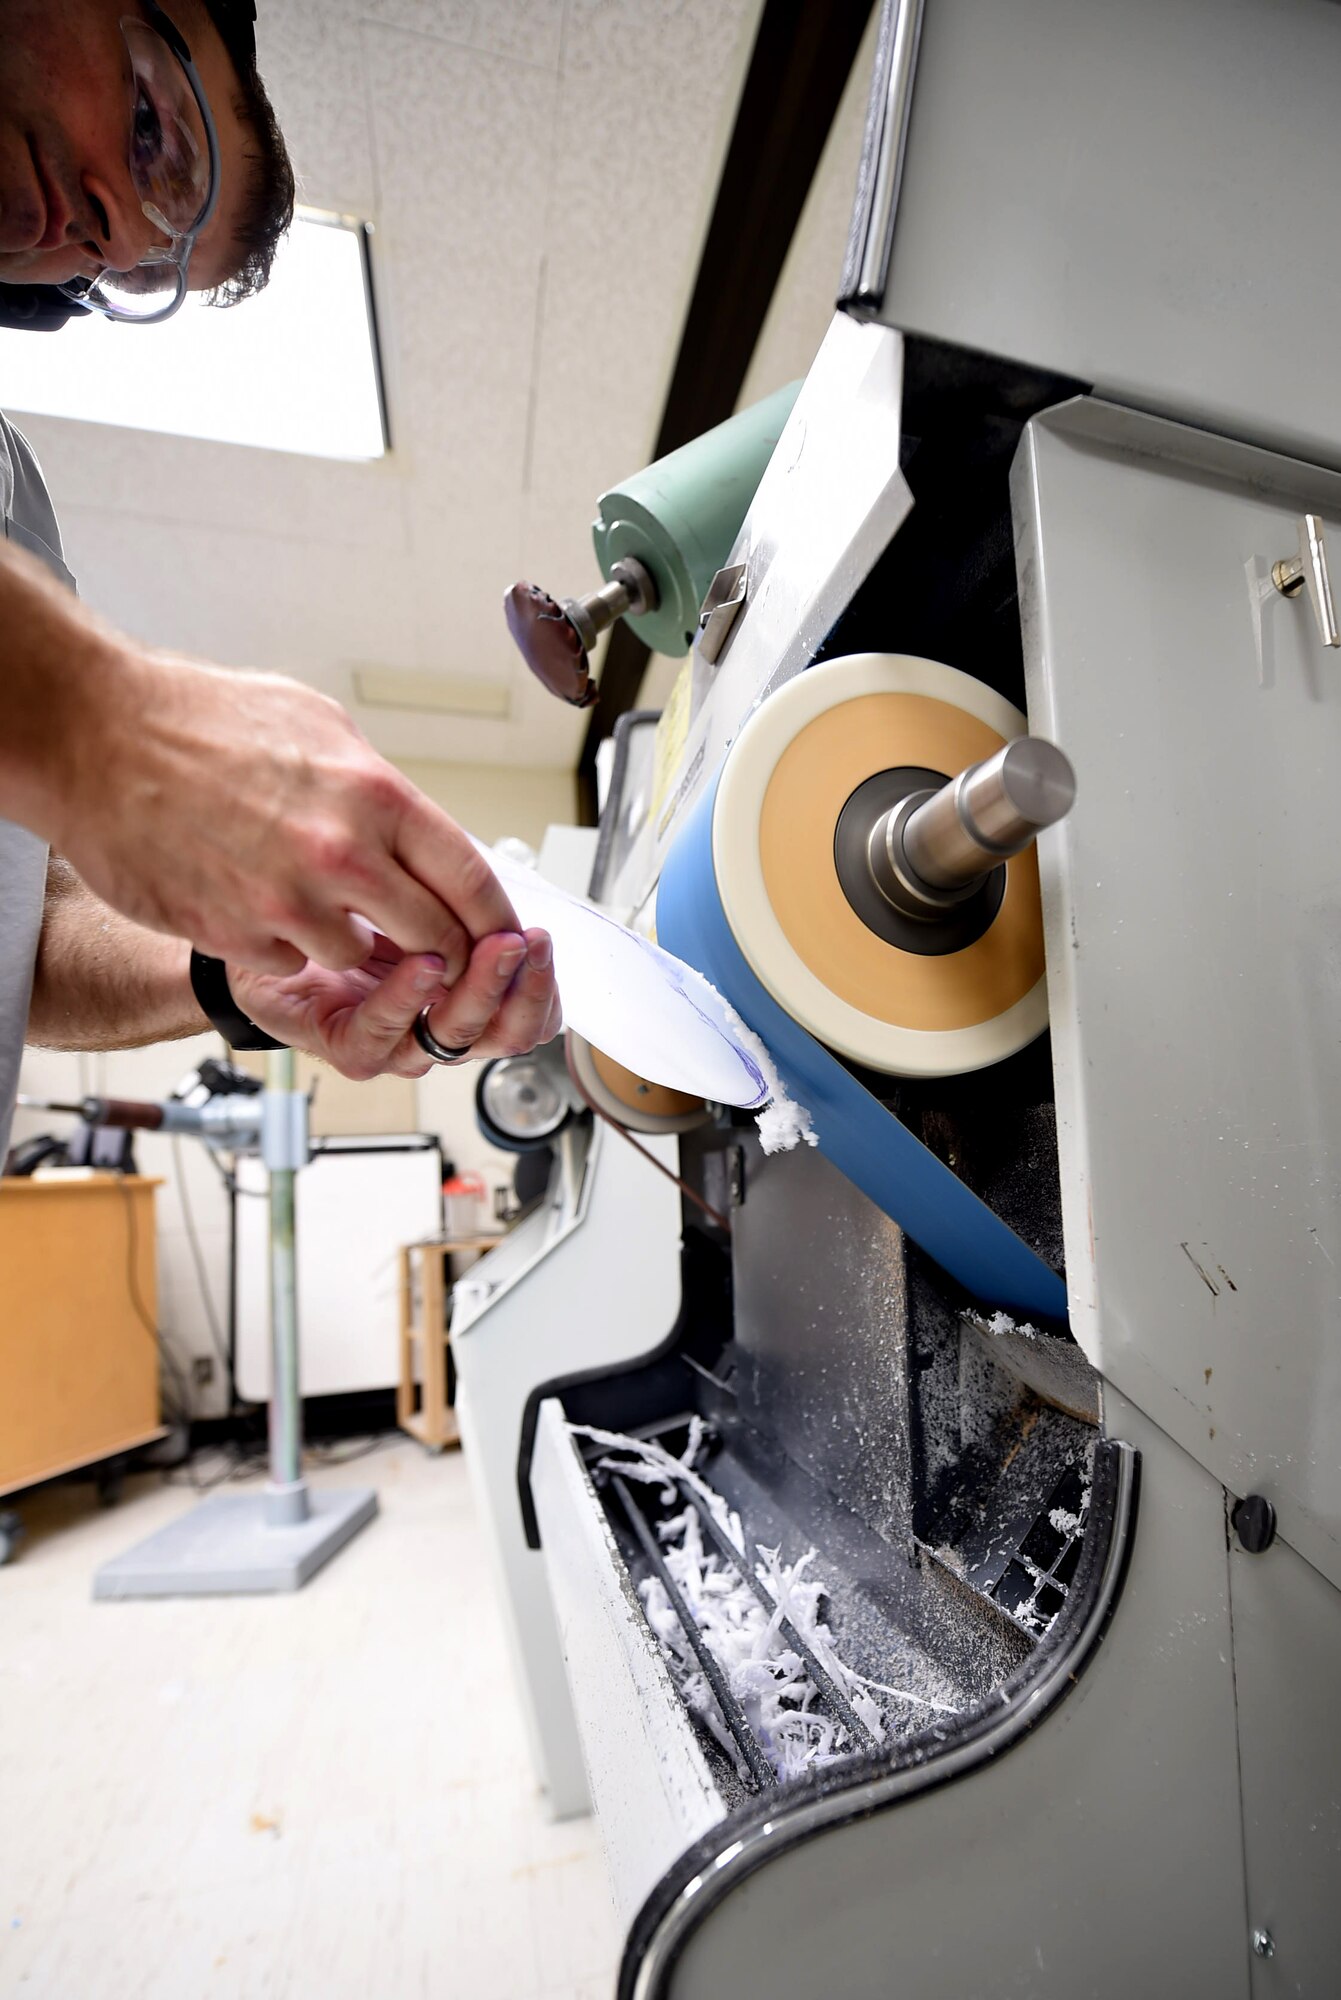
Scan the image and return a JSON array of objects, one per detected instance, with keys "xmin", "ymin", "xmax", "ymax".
[{"xmin": 192, "ymin": 1356, "xmax": 215, "ymax": 1387}]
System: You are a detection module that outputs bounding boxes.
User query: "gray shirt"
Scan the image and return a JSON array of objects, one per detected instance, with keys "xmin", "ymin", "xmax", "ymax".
[{"xmin": 0, "ymin": 414, "xmax": 74, "ymax": 1163}]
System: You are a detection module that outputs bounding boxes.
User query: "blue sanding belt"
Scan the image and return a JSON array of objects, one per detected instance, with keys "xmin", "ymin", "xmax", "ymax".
[{"xmin": 658, "ymin": 777, "xmax": 1070, "ymax": 1326}]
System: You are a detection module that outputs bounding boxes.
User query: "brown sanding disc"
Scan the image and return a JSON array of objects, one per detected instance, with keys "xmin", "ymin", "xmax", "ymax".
[
  {"xmin": 567, "ymin": 1033, "xmax": 711, "ymax": 1135},
  {"xmin": 504, "ymin": 581, "xmax": 598, "ymax": 708}
]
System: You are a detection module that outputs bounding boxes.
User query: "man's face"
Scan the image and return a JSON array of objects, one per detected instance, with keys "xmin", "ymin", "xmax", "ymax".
[{"xmin": 0, "ymin": 0, "xmax": 252, "ymax": 294}]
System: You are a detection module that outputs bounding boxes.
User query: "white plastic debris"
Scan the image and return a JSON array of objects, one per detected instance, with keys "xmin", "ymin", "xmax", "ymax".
[
  {"xmin": 572, "ymin": 1423, "xmax": 954, "ymax": 1784},
  {"xmin": 753, "ymin": 1094, "xmax": 819, "ymax": 1156},
  {"xmin": 720, "ymin": 1004, "xmax": 818, "ymax": 1156},
  {"xmin": 983, "ymin": 1310, "xmax": 1041, "ymax": 1339}
]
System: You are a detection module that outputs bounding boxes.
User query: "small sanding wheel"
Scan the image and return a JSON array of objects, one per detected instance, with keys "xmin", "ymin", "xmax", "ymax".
[
  {"xmin": 712, "ymin": 654, "xmax": 1050, "ymax": 1077},
  {"xmin": 566, "ymin": 1032, "xmax": 712, "ymax": 1136},
  {"xmin": 504, "ymin": 582, "xmax": 598, "ymax": 708}
]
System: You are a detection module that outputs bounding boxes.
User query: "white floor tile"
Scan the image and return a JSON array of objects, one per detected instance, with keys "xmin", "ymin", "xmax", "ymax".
[{"xmin": 0, "ymin": 1442, "xmax": 620, "ymax": 2000}]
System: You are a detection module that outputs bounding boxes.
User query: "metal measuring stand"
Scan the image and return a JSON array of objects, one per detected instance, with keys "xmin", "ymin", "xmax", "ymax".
[{"xmin": 92, "ymin": 1050, "xmax": 378, "ymax": 1598}]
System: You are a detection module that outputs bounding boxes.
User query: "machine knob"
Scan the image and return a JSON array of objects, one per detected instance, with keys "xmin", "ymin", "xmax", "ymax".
[
  {"xmin": 1232, "ymin": 1492, "xmax": 1277, "ymax": 1554},
  {"xmin": 867, "ymin": 737, "xmax": 1076, "ymax": 921},
  {"xmin": 504, "ymin": 557, "xmax": 658, "ymax": 708},
  {"xmin": 1272, "ymin": 513, "xmax": 1339, "ymax": 649}
]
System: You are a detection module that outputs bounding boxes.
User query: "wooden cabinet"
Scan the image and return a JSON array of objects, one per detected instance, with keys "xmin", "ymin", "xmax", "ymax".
[
  {"xmin": 397, "ymin": 1237, "xmax": 499, "ymax": 1454},
  {"xmin": 0, "ymin": 1175, "xmax": 165, "ymax": 1497}
]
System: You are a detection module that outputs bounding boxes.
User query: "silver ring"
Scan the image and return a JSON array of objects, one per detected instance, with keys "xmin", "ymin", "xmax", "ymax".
[{"xmin": 413, "ymin": 1007, "xmax": 474, "ymax": 1065}]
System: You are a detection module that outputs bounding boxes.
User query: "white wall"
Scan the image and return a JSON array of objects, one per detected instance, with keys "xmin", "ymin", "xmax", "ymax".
[{"xmin": 399, "ymin": 759, "xmax": 576, "ymax": 845}]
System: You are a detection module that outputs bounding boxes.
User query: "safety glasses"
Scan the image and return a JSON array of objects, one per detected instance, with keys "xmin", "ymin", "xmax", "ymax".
[{"xmin": 60, "ymin": 2, "xmax": 220, "ymax": 325}]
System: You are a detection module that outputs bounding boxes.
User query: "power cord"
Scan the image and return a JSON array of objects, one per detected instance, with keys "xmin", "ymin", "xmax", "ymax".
[
  {"xmin": 117, "ymin": 1171, "xmax": 191, "ymax": 1431},
  {"xmin": 117, "ymin": 1173, "xmax": 270, "ymax": 1494},
  {"xmin": 307, "ymin": 1434, "xmax": 400, "ymax": 1467}
]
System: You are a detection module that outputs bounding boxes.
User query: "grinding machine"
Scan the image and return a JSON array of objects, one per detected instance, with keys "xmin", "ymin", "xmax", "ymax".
[
  {"xmin": 460, "ymin": 3, "xmax": 1341, "ymax": 1992},
  {"xmin": 452, "ymin": 821, "xmax": 694, "ymax": 1820}
]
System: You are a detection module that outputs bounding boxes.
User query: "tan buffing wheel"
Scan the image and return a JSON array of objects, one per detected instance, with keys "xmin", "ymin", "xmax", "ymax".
[
  {"xmin": 712, "ymin": 654, "xmax": 1050, "ymax": 1077},
  {"xmin": 566, "ymin": 1032, "xmax": 712, "ymax": 1135}
]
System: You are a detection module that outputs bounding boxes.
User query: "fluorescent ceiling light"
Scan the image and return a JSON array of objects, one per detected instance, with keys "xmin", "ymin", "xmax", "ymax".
[
  {"xmin": 0, "ymin": 209, "xmax": 386, "ymax": 460},
  {"xmin": 352, "ymin": 664, "xmax": 512, "ymax": 720}
]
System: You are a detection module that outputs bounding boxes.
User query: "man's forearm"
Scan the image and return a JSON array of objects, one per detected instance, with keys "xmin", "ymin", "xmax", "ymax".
[
  {"xmin": 28, "ymin": 859, "xmax": 209, "ymax": 1051},
  {"xmin": 0, "ymin": 541, "xmax": 138, "ymax": 850}
]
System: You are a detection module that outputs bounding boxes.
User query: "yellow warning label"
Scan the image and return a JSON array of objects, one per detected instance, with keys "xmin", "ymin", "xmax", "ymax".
[{"xmin": 649, "ymin": 657, "xmax": 694, "ymax": 823}]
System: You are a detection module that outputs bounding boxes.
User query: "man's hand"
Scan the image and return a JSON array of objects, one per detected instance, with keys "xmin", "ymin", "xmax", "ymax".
[
  {"xmin": 0, "ymin": 546, "xmax": 531, "ymax": 980},
  {"xmin": 230, "ymin": 927, "xmax": 562, "ymax": 1081},
  {"xmin": 64, "ymin": 652, "xmax": 525, "ymax": 980}
]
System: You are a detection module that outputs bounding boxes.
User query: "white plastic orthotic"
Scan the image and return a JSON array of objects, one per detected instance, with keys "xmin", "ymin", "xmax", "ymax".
[{"xmin": 480, "ymin": 840, "xmax": 769, "ymax": 1109}]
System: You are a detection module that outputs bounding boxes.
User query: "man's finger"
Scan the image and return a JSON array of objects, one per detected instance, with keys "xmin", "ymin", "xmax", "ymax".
[
  {"xmin": 395, "ymin": 801, "xmax": 521, "ymax": 944},
  {"xmin": 334, "ymin": 952, "xmax": 449, "ymax": 1066},
  {"xmin": 268, "ymin": 875, "xmax": 467, "ymax": 981},
  {"xmin": 362, "ymin": 929, "xmax": 405, "ymax": 971},
  {"xmin": 446, "ymin": 930, "xmax": 558, "ymax": 1062},
  {"xmin": 222, "ymin": 881, "xmax": 380, "ymax": 975},
  {"xmin": 275, "ymin": 906, "xmax": 383, "ymax": 974},
  {"xmin": 420, "ymin": 930, "xmax": 534, "ymax": 1053},
  {"xmin": 203, "ymin": 927, "xmax": 307, "ymax": 979},
  {"xmin": 329, "ymin": 861, "xmax": 473, "ymax": 981},
  {"xmin": 389, "ymin": 1044, "xmax": 434, "ymax": 1080}
]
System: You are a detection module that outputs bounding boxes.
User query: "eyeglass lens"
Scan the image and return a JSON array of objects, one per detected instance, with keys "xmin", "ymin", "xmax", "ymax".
[
  {"xmin": 120, "ymin": 16, "xmax": 212, "ymax": 249},
  {"xmin": 70, "ymin": 14, "xmax": 215, "ymax": 320}
]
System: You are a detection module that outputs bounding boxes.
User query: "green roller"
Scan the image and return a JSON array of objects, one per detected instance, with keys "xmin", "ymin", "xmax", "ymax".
[
  {"xmin": 503, "ymin": 381, "xmax": 803, "ymax": 710},
  {"xmin": 593, "ymin": 380, "xmax": 802, "ymax": 659}
]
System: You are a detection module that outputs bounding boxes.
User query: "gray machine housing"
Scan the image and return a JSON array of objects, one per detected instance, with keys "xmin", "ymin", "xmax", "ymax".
[{"xmin": 507, "ymin": 3, "xmax": 1341, "ymax": 1994}]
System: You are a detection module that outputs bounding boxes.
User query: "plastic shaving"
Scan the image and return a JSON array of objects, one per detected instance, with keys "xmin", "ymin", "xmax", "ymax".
[
  {"xmin": 719, "ymin": 1003, "xmax": 818, "ymax": 1156},
  {"xmin": 983, "ymin": 1310, "xmax": 1041, "ymax": 1339},
  {"xmin": 572, "ymin": 1422, "xmax": 955, "ymax": 1784},
  {"xmin": 1006, "ymin": 1480, "xmax": 1093, "ymax": 1635},
  {"xmin": 754, "ymin": 1095, "xmax": 819, "ymax": 1156}
]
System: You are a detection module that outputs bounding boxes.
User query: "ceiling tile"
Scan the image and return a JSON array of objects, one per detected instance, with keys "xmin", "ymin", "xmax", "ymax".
[
  {"xmin": 364, "ymin": 0, "xmax": 566, "ymax": 72},
  {"xmin": 256, "ymin": 1, "xmax": 379, "ymax": 217},
  {"xmin": 522, "ymin": 0, "xmax": 762, "ymax": 601},
  {"xmin": 361, "ymin": 24, "xmax": 560, "ymax": 707},
  {"xmin": 8, "ymin": 0, "xmax": 883, "ymax": 790},
  {"xmin": 19, "ymin": 415, "xmax": 411, "ymax": 556},
  {"xmin": 54, "ymin": 507, "xmax": 421, "ymax": 682}
]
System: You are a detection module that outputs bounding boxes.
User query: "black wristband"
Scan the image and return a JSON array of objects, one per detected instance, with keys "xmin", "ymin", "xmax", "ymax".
[{"xmin": 188, "ymin": 951, "xmax": 287, "ymax": 1052}]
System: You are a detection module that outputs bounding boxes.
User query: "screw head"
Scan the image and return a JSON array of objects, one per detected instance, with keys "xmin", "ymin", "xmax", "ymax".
[
  {"xmin": 1251, "ymin": 1927, "xmax": 1275, "ymax": 1958},
  {"xmin": 1233, "ymin": 1493, "xmax": 1277, "ymax": 1554}
]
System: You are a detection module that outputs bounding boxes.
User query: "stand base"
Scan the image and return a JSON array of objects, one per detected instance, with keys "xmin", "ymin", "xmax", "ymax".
[{"xmin": 92, "ymin": 1487, "xmax": 378, "ymax": 1599}]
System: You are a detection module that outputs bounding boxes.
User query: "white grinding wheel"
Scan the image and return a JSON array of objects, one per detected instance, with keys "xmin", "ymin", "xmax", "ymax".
[
  {"xmin": 566, "ymin": 1032, "xmax": 712, "ymax": 1136},
  {"xmin": 712, "ymin": 653, "xmax": 1050, "ymax": 1077}
]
